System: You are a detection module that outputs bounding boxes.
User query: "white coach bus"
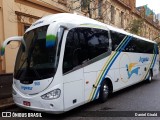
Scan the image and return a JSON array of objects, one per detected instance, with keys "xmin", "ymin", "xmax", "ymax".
[{"xmin": 1, "ymin": 13, "xmax": 159, "ymax": 113}]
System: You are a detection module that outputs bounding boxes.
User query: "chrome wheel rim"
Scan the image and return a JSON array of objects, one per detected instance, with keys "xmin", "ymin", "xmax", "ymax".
[
  {"xmin": 149, "ymin": 75, "xmax": 152, "ymax": 81},
  {"xmin": 103, "ymin": 84, "xmax": 109, "ymax": 98}
]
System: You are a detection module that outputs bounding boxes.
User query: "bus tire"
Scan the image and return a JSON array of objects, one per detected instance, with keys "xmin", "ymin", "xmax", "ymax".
[
  {"xmin": 99, "ymin": 80, "xmax": 110, "ymax": 103},
  {"xmin": 146, "ymin": 70, "xmax": 153, "ymax": 83}
]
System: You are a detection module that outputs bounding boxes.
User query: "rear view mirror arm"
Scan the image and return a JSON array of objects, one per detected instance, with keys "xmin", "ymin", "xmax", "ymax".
[{"xmin": 0, "ymin": 36, "xmax": 26, "ymax": 56}]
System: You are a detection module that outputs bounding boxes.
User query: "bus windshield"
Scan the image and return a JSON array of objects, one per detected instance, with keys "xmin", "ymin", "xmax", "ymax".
[{"xmin": 14, "ymin": 25, "xmax": 58, "ymax": 82}]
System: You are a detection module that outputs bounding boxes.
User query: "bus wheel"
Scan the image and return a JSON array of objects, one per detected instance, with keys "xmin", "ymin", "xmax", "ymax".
[{"xmin": 99, "ymin": 80, "xmax": 109, "ymax": 103}]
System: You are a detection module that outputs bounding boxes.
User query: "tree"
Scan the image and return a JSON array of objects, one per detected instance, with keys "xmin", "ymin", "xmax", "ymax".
[
  {"xmin": 154, "ymin": 34, "xmax": 160, "ymax": 49},
  {"xmin": 127, "ymin": 19, "xmax": 143, "ymax": 35},
  {"xmin": 53, "ymin": 0, "xmax": 112, "ymax": 23},
  {"xmin": 154, "ymin": 35, "xmax": 160, "ymax": 41}
]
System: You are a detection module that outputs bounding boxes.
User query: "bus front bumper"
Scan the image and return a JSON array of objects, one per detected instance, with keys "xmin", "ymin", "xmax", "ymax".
[
  {"xmin": 13, "ymin": 96, "xmax": 64, "ymax": 114},
  {"xmin": 12, "ymin": 84, "xmax": 64, "ymax": 114}
]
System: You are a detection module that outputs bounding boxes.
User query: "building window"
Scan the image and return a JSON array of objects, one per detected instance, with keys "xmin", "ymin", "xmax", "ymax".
[
  {"xmin": 111, "ymin": 5, "xmax": 115, "ymax": 23},
  {"xmin": 18, "ymin": 23, "xmax": 31, "ymax": 36},
  {"xmin": 120, "ymin": 11, "xmax": 124, "ymax": 28},
  {"xmin": 148, "ymin": 28, "xmax": 151, "ymax": 38},
  {"xmin": 98, "ymin": 0, "xmax": 102, "ymax": 17},
  {"xmin": 24, "ymin": 24, "xmax": 30, "ymax": 32},
  {"xmin": 81, "ymin": 0, "xmax": 89, "ymax": 11},
  {"xmin": 15, "ymin": 11, "xmax": 39, "ymax": 35},
  {"xmin": 58, "ymin": 0, "xmax": 67, "ymax": 5}
]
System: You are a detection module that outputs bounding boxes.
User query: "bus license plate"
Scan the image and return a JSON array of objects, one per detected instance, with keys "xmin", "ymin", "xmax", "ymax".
[{"xmin": 23, "ymin": 101, "xmax": 31, "ymax": 106}]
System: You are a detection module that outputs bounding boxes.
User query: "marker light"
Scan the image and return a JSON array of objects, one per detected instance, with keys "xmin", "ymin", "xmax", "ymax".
[{"xmin": 41, "ymin": 89, "xmax": 61, "ymax": 100}]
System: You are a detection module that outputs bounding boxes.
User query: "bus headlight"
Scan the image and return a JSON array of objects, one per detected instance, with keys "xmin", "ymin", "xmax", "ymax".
[{"xmin": 41, "ymin": 89, "xmax": 61, "ymax": 100}]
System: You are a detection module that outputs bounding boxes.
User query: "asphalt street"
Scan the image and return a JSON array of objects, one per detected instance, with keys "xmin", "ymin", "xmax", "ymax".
[{"xmin": 1, "ymin": 74, "xmax": 160, "ymax": 120}]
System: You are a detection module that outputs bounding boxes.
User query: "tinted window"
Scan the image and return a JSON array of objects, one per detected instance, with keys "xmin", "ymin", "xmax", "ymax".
[
  {"xmin": 14, "ymin": 25, "xmax": 59, "ymax": 81},
  {"xmin": 111, "ymin": 30, "xmax": 154, "ymax": 54},
  {"xmin": 87, "ymin": 29, "xmax": 109, "ymax": 60},
  {"xmin": 124, "ymin": 37, "xmax": 137, "ymax": 52},
  {"xmin": 110, "ymin": 30, "xmax": 126, "ymax": 51},
  {"xmin": 125, "ymin": 38, "xmax": 154, "ymax": 53},
  {"xmin": 63, "ymin": 28, "xmax": 109, "ymax": 73},
  {"xmin": 155, "ymin": 44, "xmax": 159, "ymax": 54}
]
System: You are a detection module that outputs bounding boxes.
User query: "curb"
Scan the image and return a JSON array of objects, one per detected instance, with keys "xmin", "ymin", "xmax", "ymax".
[
  {"xmin": 0, "ymin": 103, "xmax": 15, "ymax": 110},
  {"xmin": 0, "ymin": 97, "xmax": 15, "ymax": 110}
]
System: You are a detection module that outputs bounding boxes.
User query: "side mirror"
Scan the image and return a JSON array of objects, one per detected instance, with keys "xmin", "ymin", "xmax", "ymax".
[{"xmin": 0, "ymin": 36, "xmax": 26, "ymax": 56}]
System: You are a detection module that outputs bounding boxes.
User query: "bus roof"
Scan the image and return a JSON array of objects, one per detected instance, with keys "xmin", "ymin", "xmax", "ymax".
[{"xmin": 27, "ymin": 13, "xmax": 156, "ymax": 44}]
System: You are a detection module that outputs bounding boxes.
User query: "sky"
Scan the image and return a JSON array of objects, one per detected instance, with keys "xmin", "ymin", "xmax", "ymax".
[{"xmin": 136, "ymin": 0, "xmax": 160, "ymax": 14}]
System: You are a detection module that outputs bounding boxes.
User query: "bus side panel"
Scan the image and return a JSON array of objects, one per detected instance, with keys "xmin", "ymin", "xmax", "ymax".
[
  {"xmin": 63, "ymin": 68, "xmax": 85, "ymax": 111},
  {"xmin": 112, "ymin": 52, "xmax": 153, "ymax": 92},
  {"xmin": 84, "ymin": 71, "xmax": 98, "ymax": 102},
  {"xmin": 83, "ymin": 57, "xmax": 110, "ymax": 102}
]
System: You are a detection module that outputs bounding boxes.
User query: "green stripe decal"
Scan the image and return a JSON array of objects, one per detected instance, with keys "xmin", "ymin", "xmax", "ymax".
[
  {"xmin": 0, "ymin": 47, "xmax": 5, "ymax": 56},
  {"xmin": 46, "ymin": 34, "xmax": 56, "ymax": 47},
  {"xmin": 115, "ymin": 36, "xmax": 128, "ymax": 51},
  {"xmin": 91, "ymin": 51, "xmax": 119, "ymax": 100}
]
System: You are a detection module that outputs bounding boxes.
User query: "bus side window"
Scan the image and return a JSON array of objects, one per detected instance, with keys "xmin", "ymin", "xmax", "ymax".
[
  {"xmin": 63, "ymin": 30, "xmax": 74, "ymax": 73},
  {"xmin": 63, "ymin": 28, "xmax": 88, "ymax": 73},
  {"xmin": 124, "ymin": 37, "xmax": 154, "ymax": 54},
  {"xmin": 156, "ymin": 44, "xmax": 159, "ymax": 54},
  {"xmin": 125, "ymin": 37, "xmax": 136, "ymax": 52},
  {"xmin": 63, "ymin": 28, "xmax": 110, "ymax": 74},
  {"xmin": 87, "ymin": 28, "xmax": 109, "ymax": 60},
  {"xmin": 110, "ymin": 31, "xmax": 125, "ymax": 51}
]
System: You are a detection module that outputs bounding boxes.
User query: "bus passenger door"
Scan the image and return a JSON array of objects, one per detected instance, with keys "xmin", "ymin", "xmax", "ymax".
[
  {"xmin": 63, "ymin": 69, "xmax": 84, "ymax": 110},
  {"xmin": 62, "ymin": 29, "xmax": 85, "ymax": 111}
]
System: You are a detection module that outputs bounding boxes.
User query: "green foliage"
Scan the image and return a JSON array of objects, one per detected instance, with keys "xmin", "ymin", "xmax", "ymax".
[{"xmin": 128, "ymin": 19, "xmax": 143, "ymax": 35}]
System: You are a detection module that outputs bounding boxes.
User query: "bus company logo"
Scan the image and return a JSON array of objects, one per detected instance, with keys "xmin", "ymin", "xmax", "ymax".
[
  {"xmin": 139, "ymin": 57, "xmax": 149, "ymax": 63},
  {"xmin": 126, "ymin": 63, "xmax": 140, "ymax": 79},
  {"xmin": 21, "ymin": 86, "xmax": 33, "ymax": 90},
  {"xmin": 34, "ymin": 81, "xmax": 40, "ymax": 86}
]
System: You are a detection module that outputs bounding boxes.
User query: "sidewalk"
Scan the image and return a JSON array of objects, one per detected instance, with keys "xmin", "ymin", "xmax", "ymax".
[
  {"xmin": 0, "ymin": 74, "xmax": 14, "ymax": 109},
  {"xmin": 0, "ymin": 97, "xmax": 14, "ymax": 109}
]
